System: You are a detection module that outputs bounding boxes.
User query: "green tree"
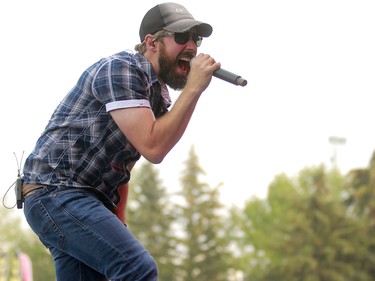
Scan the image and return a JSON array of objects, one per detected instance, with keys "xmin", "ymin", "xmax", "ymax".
[
  {"xmin": 344, "ymin": 151, "xmax": 375, "ymax": 221},
  {"xmin": 0, "ymin": 207, "xmax": 55, "ymax": 281},
  {"xmin": 232, "ymin": 166, "xmax": 371, "ymax": 281},
  {"xmin": 127, "ymin": 161, "xmax": 178, "ymax": 280},
  {"xmin": 343, "ymin": 151, "xmax": 375, "ymax": 278},
  {"xmin": 176, "ymin": 146, "xmax": 230, "ymax": 281}
]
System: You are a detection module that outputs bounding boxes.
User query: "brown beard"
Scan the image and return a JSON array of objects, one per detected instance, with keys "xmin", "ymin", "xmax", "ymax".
[{"xmin": 157, "ymin": 44, "xmax": 188, "ymax": 90}]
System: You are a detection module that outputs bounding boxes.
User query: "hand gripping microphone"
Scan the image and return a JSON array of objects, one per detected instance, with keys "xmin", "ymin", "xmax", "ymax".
[{"xmin": 190, "ymin": 59, "xmax": 247, "ymax": 87}]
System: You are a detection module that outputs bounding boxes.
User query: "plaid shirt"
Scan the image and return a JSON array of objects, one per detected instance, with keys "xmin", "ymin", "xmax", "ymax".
[{"xmin": 22, "ymin": 51, "xmax": 171, "ymax": 206}]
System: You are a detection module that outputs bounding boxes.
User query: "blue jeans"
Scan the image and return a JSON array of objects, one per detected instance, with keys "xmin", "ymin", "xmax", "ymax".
[{"xmin": 23, "ymin": 186, "xmax": 158, "ymax": 281}]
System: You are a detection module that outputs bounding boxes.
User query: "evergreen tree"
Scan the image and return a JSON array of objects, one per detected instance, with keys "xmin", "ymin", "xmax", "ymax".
[
  {"xmin": 233, "ymin": 166, "xmax": 371, "ymax": 281},
  {"xmin": 343, "ymin": 151, "xmax": 375, "ymax": 278},
  {"xmin": 176, "ymin": 146, "xmax": 230, "ymax": 281},
  {"xmin": 344, "ymin": 151, "xmax": 375, "ymax": 221},
  {"xmin": 126, "ymin": 161, "xmax": 178, "ymax": 280},
  {"xmin": 0, "ymin": 208, "xmax": 55, "ymax": 281}
]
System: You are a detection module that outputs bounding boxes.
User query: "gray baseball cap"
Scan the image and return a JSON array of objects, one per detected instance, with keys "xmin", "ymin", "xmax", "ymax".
[{"xmin": 139, "ymin": 2, "xmax": 213, "ymax": 42}]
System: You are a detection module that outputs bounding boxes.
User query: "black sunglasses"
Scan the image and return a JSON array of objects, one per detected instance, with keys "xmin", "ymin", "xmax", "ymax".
[{"xmin": 160, "ymin": 31, "xmax": 203, "ymax": 47}]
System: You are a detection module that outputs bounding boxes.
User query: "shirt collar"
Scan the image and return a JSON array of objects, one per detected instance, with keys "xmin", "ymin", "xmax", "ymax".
[{"xmin": 135, "ymin": 52, "xmax": 172, "ymax": 108}]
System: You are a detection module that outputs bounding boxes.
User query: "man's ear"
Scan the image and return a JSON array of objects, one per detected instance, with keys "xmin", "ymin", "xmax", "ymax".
[{"xmin": 145, "ymin": 34, "xmax": 157, "ymax": 49}]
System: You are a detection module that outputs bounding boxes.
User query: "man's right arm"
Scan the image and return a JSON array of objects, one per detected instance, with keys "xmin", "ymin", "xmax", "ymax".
[{"xmin": 110, "ymin": 54, "xmax": 220, "ymax": 164}]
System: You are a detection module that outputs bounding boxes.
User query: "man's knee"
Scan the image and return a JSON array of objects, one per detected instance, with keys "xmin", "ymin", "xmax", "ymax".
[
  {"xmin": 139, "ymin": 253, "xmax": 158, "ymax": 280},
  {"xmin": 115, "ymin": 252, "xmax": 158, "ymax": 280}
]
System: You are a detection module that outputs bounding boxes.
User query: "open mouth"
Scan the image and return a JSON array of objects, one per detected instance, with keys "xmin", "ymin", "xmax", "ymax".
[{"xmin": 177, "ymin": 57, "xmax": 192, "ymax": 74}]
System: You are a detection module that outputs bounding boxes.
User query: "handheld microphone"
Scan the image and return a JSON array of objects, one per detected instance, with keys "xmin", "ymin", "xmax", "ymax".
[
  {"xmin": 190, "ymin": 59, "xmax": 247, "ymax": 87},
  {"xmin": 213, "ymin": 68, "xmax": 247, "ymax": 87}
]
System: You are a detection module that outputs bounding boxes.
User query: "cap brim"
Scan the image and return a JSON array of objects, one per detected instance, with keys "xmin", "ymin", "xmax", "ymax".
[{"xmin": 164, "ymin": 19, "xmax": 213, "ymax": 37}]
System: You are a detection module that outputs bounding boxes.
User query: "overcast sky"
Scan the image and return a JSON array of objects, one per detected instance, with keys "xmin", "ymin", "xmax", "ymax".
[{"xmin": 1, "ymin": 0, "xmax": 375, "ymax": 209}]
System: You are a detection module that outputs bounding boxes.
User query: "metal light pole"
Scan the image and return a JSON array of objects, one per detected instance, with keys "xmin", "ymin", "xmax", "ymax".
[{"xmin": 329, "ymin": 136, "xmax": 346, "ymax": 168}]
